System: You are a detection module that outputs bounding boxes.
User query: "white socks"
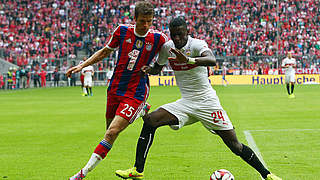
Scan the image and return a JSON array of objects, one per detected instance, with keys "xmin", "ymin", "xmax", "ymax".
[
  {"xmin": 82, "ymin": 153, "xmax": 102, "ymax": 176},
  {"xmin": 83, "ymin": 87, "xmax": 87, "ymax": 94}
]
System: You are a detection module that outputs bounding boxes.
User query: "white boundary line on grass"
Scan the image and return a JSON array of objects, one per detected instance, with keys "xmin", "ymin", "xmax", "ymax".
[
  {"xmin": 243, "ymin": 130, "xmax": 266, "ymax": 180},
  {"xmin": 243, "ymin": 129, "xmax": 320, "ymax": 180}
]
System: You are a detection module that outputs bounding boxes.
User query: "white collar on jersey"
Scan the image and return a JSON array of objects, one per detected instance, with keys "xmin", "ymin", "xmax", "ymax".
[{"xmin": 134, "ymin": 25, "xmax": 150, "ymax": 37}]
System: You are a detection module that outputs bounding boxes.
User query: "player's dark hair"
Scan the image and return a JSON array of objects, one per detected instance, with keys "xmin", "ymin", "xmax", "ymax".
[
  {"xmin": 169, "ymin": 17, "xmax": 187, "ymax": 30},
  {"xmin": 135, "ymin": 1, "xmax": 154, "ymax": 19}
]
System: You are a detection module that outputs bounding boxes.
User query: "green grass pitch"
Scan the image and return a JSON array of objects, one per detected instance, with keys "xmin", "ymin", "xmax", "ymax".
[{"xmin": 0, "ymin": 85, "xmax": 319, "ymax": 180}]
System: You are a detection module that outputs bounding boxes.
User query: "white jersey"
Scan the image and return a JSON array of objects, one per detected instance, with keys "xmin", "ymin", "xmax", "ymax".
[
  {"xmin": 107, "ymin": 69, "xmax": 113, "ymax": 80},
  {"xmin": 157, "ymin": 36, "xmax": 233, "ymax": 131},
  {"xmin": 282, "ymin": 57, "xmax": 296, "ymax": 75},
  {"xmin": 157, "ymin": 36, "xmax": 222, "ymax": 108},
  {"xmin": 222, "ymin": 66, "xmax": 228, "ymax": 76},
  {"xmin": 82, "ymin": 66, "xmax": 94, "ymax": 78}
]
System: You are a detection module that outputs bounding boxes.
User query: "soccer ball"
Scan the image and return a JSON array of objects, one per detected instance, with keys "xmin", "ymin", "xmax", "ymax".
[{"xmin": 210, "ymin": 169, "xmax": 234, "ymax": 180}]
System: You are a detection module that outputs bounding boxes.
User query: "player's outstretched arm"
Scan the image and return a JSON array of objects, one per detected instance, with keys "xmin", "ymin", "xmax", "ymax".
[
  {"xmin": 169, "ymin": 48, "xmax": 216, "ymax": 66},
  {"xmin": 195, "ymin": 50, "xmax": 216, "ymax": 66},
  {"xmin": 66, "ymin": 47, "xmax": 112, "ymax": 77}
]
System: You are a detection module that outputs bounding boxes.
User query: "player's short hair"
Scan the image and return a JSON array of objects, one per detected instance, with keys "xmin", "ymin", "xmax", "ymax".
[
  {"xmin": 169, "ymin": 16, "xmax": 187, "ymax": 30},
  {"xmin": 135, "ymin": 1, "xmax": 154, "ymax": 19}
]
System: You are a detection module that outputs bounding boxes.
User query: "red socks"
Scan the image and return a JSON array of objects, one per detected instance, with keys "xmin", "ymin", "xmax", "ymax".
[{"xmin": 94, "ymin": 139, "xmax": 112, "ymax": 159}]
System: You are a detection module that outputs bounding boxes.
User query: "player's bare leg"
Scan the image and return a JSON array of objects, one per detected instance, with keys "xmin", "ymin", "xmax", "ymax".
[
  {"xmin": 116, "ymin": 108, "xmax": 178, "ymax": 179},
  {"xmin": 215, "ymin": 129, "xmax": 281, "ymax": 180},
  {"xmin": 70, "ymin": 116, "xmax": 129, "ymax": 180}
]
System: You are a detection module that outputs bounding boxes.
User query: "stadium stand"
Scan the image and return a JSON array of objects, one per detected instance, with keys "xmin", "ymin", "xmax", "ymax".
[{"xmin": 0, "ymin": 0, "xmax": 319, "ymax": 88}]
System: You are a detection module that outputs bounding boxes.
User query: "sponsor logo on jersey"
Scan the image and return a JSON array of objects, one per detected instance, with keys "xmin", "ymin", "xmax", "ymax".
[
  {"xmin": 126, "ymin": 38, "xmax": 132, "ymax": 43},
  {"xmin": 169, "ymin": 60, "xmax": 197, "ymax": 71}
]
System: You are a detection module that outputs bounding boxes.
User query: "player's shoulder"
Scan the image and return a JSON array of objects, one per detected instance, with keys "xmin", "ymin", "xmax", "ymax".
[
  {"xmin": 118, "ymin": 24, "xmax": 133, "ymax": 28},
  {"xmin": 149, "ymin": 29, "xmax": 168, "ymax": 41},
  {"xmin": 189, "ymin": 37, "xmax": 210, "ymax": 51},
  {"xmin": 83, "ymin": 65, "xmax": 93, "ymax": 70},
  {"xmin": 114, "ymin": 24, "xmax": 133, "ymax": 31},
  {"xmin": 149, "ymin": 29, "xmax": 164, "ymax": 35},
  {"xmin": 158, "ymin": 40, "xmax": 174, "ymax": 58},
  {"xmin": 163, "ymin": 40, "xmax": 174, "ymax": 49},
  {"xmin": 190, "ymin": 36, "xmax": 207, "ymax": 46}
]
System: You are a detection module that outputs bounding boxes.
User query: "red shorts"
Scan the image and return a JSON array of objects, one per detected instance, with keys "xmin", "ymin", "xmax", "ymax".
[
  {"xmin": 80, "ymin": 75, "xmax": 84, "ymax": 84},
  {"xmin": 106, "ymin": 94, "xmax": 146, "ymax": 123}
]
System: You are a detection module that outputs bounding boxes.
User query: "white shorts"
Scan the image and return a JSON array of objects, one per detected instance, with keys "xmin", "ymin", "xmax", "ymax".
[
  {"xmin": 160, "ymin": 98, "xmax": 233, "ymax": 133},
  {"xmin": 285, "ymin": 73, "xmax": 295, "ymax": 83},
  {"xmin": 84, "ymin": 77, "xmax": 93, "ymax": 87}
]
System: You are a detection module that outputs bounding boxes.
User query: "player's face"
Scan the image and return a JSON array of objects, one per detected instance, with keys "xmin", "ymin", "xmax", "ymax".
[
  {"xmin": 135, "ymin": 14, "xmax": 153, "ymax": 35},
  {"xmin": 170, "ymin": 26, "xmax": 188, "ymax": 49}
]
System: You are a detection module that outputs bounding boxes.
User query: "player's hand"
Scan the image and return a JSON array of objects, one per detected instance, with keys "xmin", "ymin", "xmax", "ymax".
[
  {"xmin": 140, "ymin": 65, "xmax": 151, "ymax": 76},
  {"xmin": 168, "ymin": 48, "xmax": 188, "ymax": 63},
  {"xmin": 66, "ymin": 65, "xmax": 82, "ymax": 78},
  {"xmin": 141, "ymin": 65, "xmax": 151, "ymax": 74}
]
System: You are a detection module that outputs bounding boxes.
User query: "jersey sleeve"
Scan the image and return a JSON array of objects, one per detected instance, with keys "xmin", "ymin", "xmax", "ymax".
[
  {"xmin": 281, "ymin": 58, "xmax": 286, "ymax": 67},
  {"xmin": 193, "ymin": 39, "xmax": 211, "ymax": 56},
  {"xmin": 157, "ymin": 41, "xmax": 171, "ymax": 65},
  {"xmin": 159, "ymin": 32, "xmax": 168, "ymax": 47},
  {"xmin": 105, "ymin": 25, "xmax": 121, "ymax": 50}
]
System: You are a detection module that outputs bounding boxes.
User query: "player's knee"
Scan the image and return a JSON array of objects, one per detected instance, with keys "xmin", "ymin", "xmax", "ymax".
[
  {"xmin": 229, "ymin": 141, "xmax": 243, "ymax": 156},
  {"xmin": 143, "ymin": 114, "xmax": 160, "ymax": 128}
]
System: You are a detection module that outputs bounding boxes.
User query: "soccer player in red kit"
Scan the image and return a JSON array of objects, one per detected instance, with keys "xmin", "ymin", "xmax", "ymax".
[
  {"xmin": 66, "ymin": 1, "xmax": 167, "ymax": 179},
  {"xmin": 40, "ymin": 68, "xmax": 47, "ymax": 87}
]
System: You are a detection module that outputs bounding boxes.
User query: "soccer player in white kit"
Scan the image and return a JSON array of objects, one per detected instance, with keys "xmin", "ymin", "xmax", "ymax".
[
  {"xmin": 222, "ymin": 63, "xmax": 229, "ymax": 86},
  {"xmin": 281, "ymin": 52, "xmax": 297, "ymax": 98},
  {"xmin": 81, "ymin": 65, "xmax": 94, "ymax": 96},
  {"xmin": 116, "ymin": 17, "xmax": 281, "ymax": 180}
]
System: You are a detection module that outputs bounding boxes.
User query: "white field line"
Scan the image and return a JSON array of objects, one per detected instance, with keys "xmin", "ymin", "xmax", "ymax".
[
  {"xmin": 243, "ymin": 129, "xmax": 320, "ymax": 180},
  {"xmin": 243, "ymin": 130, "xmax": 266, "ymax": 180}
]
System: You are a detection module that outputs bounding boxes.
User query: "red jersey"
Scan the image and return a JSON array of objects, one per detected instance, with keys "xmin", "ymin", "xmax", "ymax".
[
  {"xmin": 106, "ymin": 24, "xmax": 167, "ymax": 101},
  {"xmin": 40, "ymin": 70, "xmax": 47, "ymax": 79}
]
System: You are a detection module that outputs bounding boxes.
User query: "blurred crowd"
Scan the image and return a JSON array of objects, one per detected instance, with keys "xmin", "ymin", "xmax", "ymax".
[{"xmin": 0, "ymin": 0, "xmax": 319, "ymax": 84}]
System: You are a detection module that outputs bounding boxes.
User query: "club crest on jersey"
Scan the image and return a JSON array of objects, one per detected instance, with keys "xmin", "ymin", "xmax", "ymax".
[
  {"xmin": 135, "ymin": 40, "xmax": 143, "ymax": 49},
  {"xmin": 146, "ymin": 42, "xmax": 153, "ymax": 51}
]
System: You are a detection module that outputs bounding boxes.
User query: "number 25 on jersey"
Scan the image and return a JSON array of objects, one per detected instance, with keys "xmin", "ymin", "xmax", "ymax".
[{"xmin": 120, "ymin": 104, "xmax": 135, "ymax": 117}]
